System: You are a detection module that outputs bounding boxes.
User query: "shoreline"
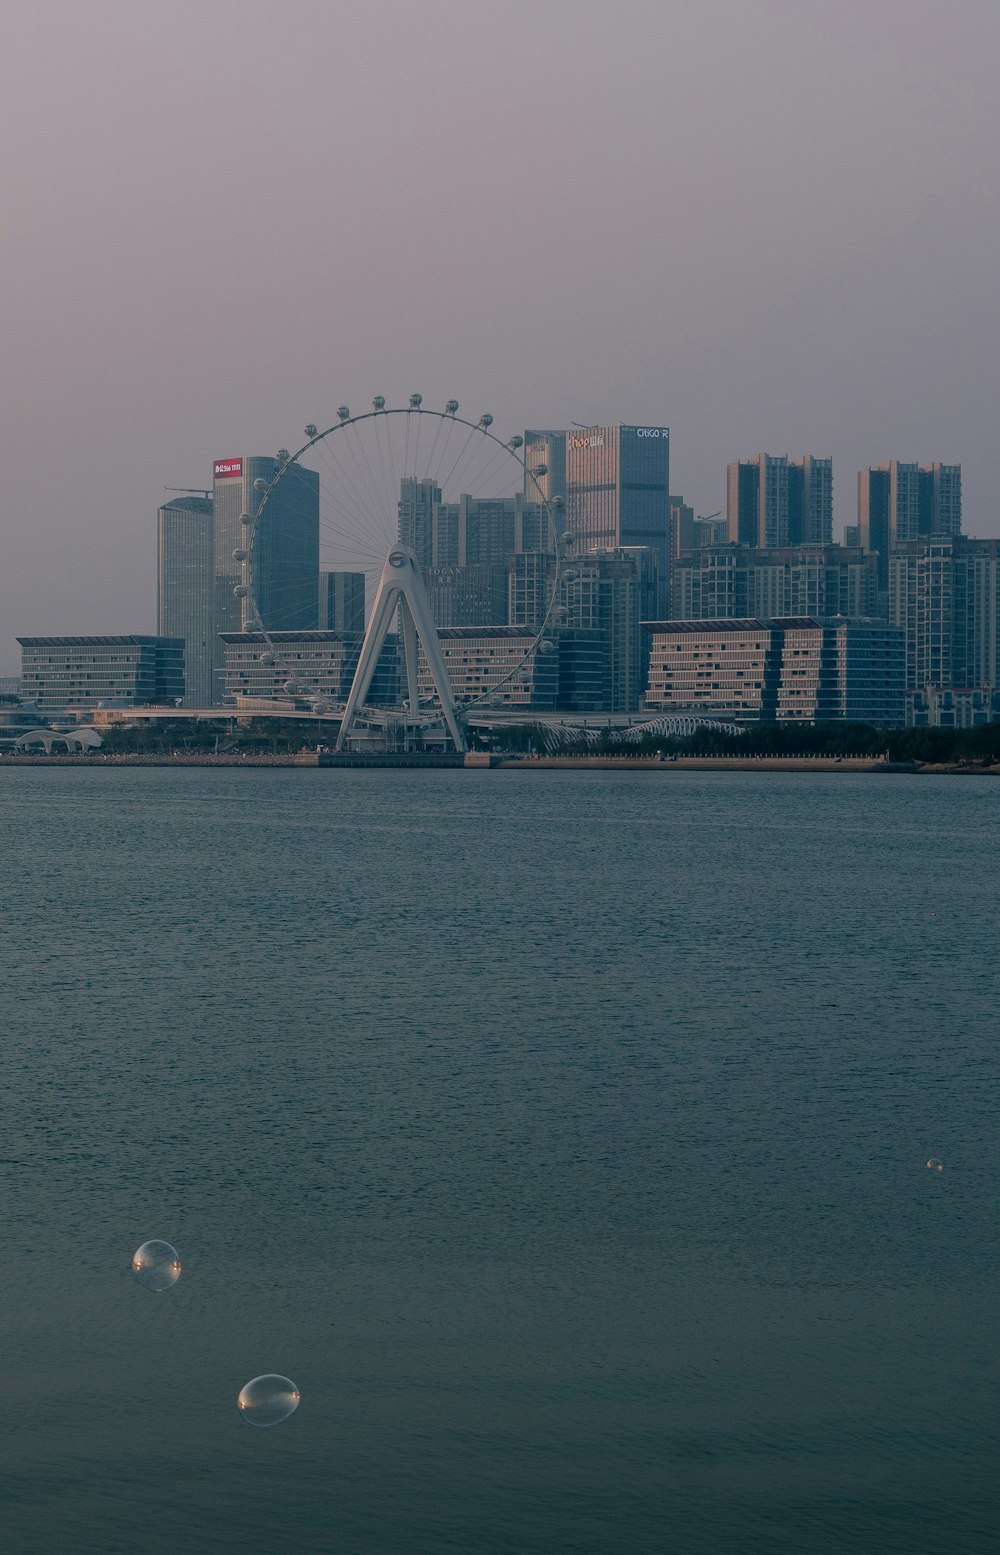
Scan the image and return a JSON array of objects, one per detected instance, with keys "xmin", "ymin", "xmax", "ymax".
[{"xmin": 2, "ymin": 752, "xmax": 998, "ymax": 774}]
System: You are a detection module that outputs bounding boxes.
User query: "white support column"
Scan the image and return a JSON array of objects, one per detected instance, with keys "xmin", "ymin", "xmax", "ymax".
[
  {"xmin": 336, "ymin": 546, "xmax": 467, "ymax": 753},
  {"xmin": 399, "ymin": 596, "xmax": 421, "ymax": 722}
]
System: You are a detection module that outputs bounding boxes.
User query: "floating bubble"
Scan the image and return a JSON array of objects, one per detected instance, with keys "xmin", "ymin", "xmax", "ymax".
[
  {"xmin": 926, "ymin": 1158, "xmax": 944, "ymax": 1172},
  {"xmin": 238, "ymin": 1374, "xmax": 300, "ymax": 1428},
  {"xmin": 132, "ymin": 1240, "xmax": 181, "ymax": 1291}
]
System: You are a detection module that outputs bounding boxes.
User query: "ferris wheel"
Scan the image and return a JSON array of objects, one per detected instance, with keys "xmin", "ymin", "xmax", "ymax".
[{"xmin": 236, "ymin": 398, "xmax": 568, "ymax": 752}]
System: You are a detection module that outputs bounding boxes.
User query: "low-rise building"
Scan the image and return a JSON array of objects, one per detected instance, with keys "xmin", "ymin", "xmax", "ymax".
[
  {"xmin": 643, "ymin": 617, "xmax": 904, "ymax": 726},
  {"xmin": 18, "ymin": 636, "xmax": 184, "ymax": 712},
  {"xmin": 221, "ymin": 631, "xmax": 399, "ymax": 706}
]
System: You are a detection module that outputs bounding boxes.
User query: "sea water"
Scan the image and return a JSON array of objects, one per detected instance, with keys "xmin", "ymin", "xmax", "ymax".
[{"xmin": 1, "ymin": 767, "xmax": 997, "ymax": 1553}]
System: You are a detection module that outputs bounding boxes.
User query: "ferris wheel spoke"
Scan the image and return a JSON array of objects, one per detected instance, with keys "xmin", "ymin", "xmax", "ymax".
[
  {"xmin": 315, "ymin": 429, "xmax": 386, "ymax": 544},
  {"xmin": 345, "ymin": 420, "xmax": 395, "ymax": 548},
  {"xmin": 436, "ymin": 422, "xmax": 482, "ymax": 495}
]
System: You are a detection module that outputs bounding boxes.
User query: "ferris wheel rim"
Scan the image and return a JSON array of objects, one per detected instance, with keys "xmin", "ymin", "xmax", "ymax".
[{"xmin": 239, "ymin": 401, "xmax": 565, "ymax": 726}]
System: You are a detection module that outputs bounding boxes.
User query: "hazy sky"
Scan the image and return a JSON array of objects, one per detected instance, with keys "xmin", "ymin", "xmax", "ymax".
[{"xmin": 2, "ymin": 0, "xmax": 998, "ymax": 671}]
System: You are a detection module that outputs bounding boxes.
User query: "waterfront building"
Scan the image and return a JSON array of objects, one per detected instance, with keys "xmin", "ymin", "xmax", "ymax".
[
  {"xmin": 671, "ymin": 544, "xmax": 879, "ymax": 623},
  {"xmin": 212, "ymin": 456, "xmax": 319, "ymax": 702},
  {"xmin": 157, "ymin": 496, "xmax": 214, "ymax": 707},
  {"xmin": 409, "ymin": 625, "xmax": 606, "ymax": 713},
  {"xmin": 888, "ymin": 534, "xmax": 1000, "ymax": 697},
  {"xmin": 416, "ymin": 626, "xmax": 559, "ymax": 710},
  {"xmin": 727, "ymin": 455, "xmax": 833, "ymax": 548},
  {"xmin": 858, "ymin": 461, "xmax": 961, "ymax": 590},
  {"xmin": 319, "ymin": 571, "xmax": 365, "ymax": 633},
  {"xmin": 221, "ymin": 631, "xmax": 398, "ymax": 707},
  {"xmin": 18, "ymin": 636, "xmax": 184, "ymax": 712},
  {"xmin": 564, "ymin": 423, "xmax": 670, "ymax": 613},
  {"xmin": 642, "ymin": 617, "xmax": 904, "ymax": 726}
]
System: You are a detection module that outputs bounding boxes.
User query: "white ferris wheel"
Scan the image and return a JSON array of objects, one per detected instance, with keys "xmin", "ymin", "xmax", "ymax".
[{"xmin": 236, "ymin": 398, "xmax": 569, "ymax": 752}]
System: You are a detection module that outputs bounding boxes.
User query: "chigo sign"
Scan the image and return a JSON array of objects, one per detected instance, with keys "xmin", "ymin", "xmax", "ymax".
[{"xmin": 213, "ymin": 457, "xmax": 243, "ymax": 479}]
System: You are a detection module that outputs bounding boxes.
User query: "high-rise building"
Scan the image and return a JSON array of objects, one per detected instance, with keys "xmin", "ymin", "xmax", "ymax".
[
  {"xmin": 157, "ymin": 496, "xmax": 214, "ymax": 707},
  {"xmin": 320, "ymin": 571, "xmax": 365, "ymax": 633},
  {"xmin": 671, "ymin": 544, "xmax": 879, "ymax": 622},
  {"xmin": 858, "ymin": 461, "xmax": 961, "ymax": 591},
  {"xmin": 727, "ymin": 455, "xmax": 833, "ymax": 548},
  {"xmin": 564, "ymin": 424, "xmax": 670, "ymax": 612},
  {"xmin": 212, "ymin": 456, "xmax": 320, "ymax": 703},
  {"xmin": 398, "ymin": 481, "xmax": 551, "ymax": 573},
  {"xmin": 670, "ymin": 497, "xmax": 726, "ymax": 558},
  {"xmin": 559, "ymin": 547, "xmax": 657, "ymax": 711},
  {"xmin": 423, "ymin": 565, "xmax": 510, "ymax": 627},
  {"xmin": 888, "ymin": 534, "xmax": 999, "ymax": 695},
  {"xmin": 523, "ymin": 430, "xmax": 567, "ymax": 507},
  {"xmin": 18, "ymin": 636, "xmax": 184, "ymax": 712}
]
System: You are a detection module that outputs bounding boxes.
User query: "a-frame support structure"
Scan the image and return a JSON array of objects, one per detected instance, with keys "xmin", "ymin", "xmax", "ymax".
[{"xmin": 336, "ymin": 546, "xmax": 467, "ymax": 753}]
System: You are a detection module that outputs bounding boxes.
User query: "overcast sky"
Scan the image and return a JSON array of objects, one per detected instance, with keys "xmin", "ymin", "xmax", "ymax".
[{"xmin": 2, "ymin": 0, "xmax": 998, "ymax": 672}]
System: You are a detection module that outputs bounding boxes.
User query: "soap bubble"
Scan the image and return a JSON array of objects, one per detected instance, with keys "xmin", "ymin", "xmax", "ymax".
[
  {"xmin": 926, "ymin": 1158, "xmax": 944, "ymax": 1172},
  {"xmin": 238, "ymin": 1375, "xmax": 300, "ymax": 1428},
  {"xmin": 132, "ymin": 1240, "xmax": 181, "ymax": 1291}
]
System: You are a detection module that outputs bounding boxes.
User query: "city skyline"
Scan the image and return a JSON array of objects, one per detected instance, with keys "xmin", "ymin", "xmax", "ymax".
[{"xmin": 3, "ymin": 0, "xmax": 999, "ymax": 673}]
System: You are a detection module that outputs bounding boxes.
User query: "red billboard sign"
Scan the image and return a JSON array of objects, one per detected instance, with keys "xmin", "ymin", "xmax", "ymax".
[{"xmin": 213, "ymin": 457, "xmax": 243, "ymax": 480}]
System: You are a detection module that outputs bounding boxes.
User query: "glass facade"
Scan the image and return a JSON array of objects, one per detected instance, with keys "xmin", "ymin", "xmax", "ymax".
[
  {"xmin": 320, "ymin": 571, "xmax": 365, "ymax": 633},
  {"xmin": 157, "ymin": 497, "xmax": 214, "ymax": 707},
  {"xmin": 213, "ymin": 457, "xmax": 320, "ymax": 703},
  {"xmin": 565, "ymin": 425, "xmax": 669, "ymax": 613}
]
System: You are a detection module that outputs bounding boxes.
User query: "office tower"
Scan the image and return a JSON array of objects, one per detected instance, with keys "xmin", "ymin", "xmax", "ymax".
[
  {"xmin": 671, "ymin": 544, "xmax": 879, "ymax": 622},
  {"xmin": 642, "ymin": 618, "xmax": 904, "ymax": 726},
  {"xmin": 18, "ymin": 636, "xmax": 184, "ymax": 712},
  {"xmin": 212, "ymin": 456, "xmax": 320, "ymax": 703},
  {"xmin": 858, "ymin": 461, "xmax": 961, "ymax": 591},
  {"xmin": 423, "ymin": 565, "xmax": 510, "ymax": 627},
  {"xmin": 727, "ymin": 455, "xmax": 832, "ymax": 548},
  {"xmin": 888, "ymin": 535, "xmax": 1000, "ymax": 693},
  {"xmin": 523, "ymin": 430, "xmax": 567, "ymax": 506},
  {"xmin": 563, "ymin": 424, "xmax": 670, "ymax": 612},
  {"xmin": 320, "ymin": 571, "xmax": 365, "ymax": 633},
  {"xmin": 157, "ymin": 496, "xmax": 214, "ymax": 707}
]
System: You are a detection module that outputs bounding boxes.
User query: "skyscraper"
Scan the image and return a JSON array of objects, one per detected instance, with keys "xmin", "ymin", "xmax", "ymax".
[
  {"xmin": 564, "ymin": 424, "xmax": 670, "ymax": 612},
  {"xmin": 727, "ymin": 455, "xmax": 832, "ymax": 548},
  {"xmin": 157, "ymin": 496, "xmax": 214, "ymax": 706},
  {"xmin": 858, "ymin": 461, "xmax": 961, "ymax": 591},
  {"xmin": 319, "ymin": 571, "xmax": 365, "ymax": 633},
  {"xmin": 212, "ymin": 456, "xmax": 320, "ymax": 703}
]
